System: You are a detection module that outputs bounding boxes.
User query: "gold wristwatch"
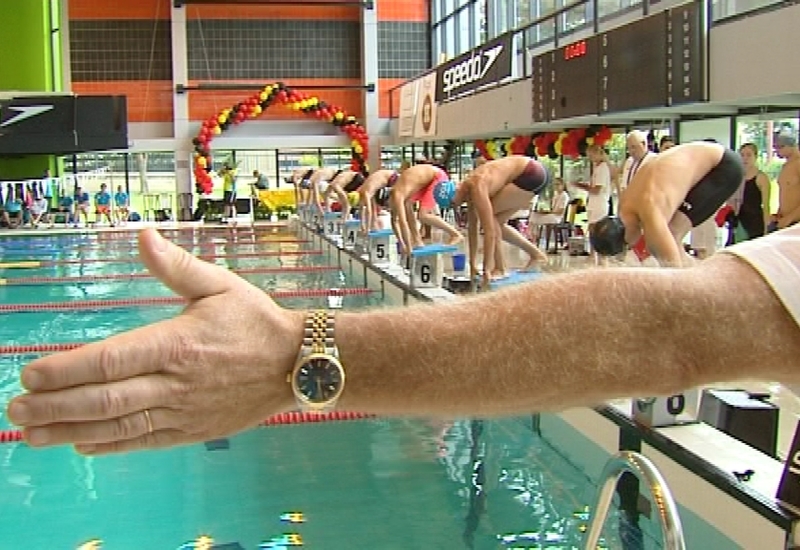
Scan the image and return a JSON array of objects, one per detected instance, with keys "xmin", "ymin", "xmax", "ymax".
[{"xmin": 288, "ymin": 310, "xmax": 345, "ymax": 412}]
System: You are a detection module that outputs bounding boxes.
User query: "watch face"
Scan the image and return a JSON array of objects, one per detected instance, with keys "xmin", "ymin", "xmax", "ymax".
[{"xmin": 294, "ymin": 355, "xmax": 344, "ymax": 405}]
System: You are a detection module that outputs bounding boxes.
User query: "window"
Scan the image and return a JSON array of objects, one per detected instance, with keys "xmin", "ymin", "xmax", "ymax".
[{"xmin": 458, "ymin": 10, "xmax": 472, "ymax": 54}]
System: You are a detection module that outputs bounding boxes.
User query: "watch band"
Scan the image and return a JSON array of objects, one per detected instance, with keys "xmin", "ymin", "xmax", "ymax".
[{"xmin": 305, "ymin": 310, "xmax": 336, "ymax": 355}]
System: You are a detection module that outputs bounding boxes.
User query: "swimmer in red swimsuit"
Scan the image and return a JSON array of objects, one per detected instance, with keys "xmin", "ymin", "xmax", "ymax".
[
  {"xmin": 389, "ymin": 164, "xmax": 463, "ymax": 255},
  {"xmin": 451, "ymin": 156, "xmax": 550, "ymax": 288}
]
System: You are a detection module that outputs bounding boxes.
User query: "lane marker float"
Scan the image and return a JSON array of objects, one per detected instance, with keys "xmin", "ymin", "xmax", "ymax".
[
  {"xmin": 0, "ymin": 288, "xmax": 374, "ymax": 313},
  {"xmin": 0, "ymin": 265, "xmax": 339, "ymax": 286},
  {"xmin": 0, "ymin": 411, "xmax": 376, "ymax": 444}
]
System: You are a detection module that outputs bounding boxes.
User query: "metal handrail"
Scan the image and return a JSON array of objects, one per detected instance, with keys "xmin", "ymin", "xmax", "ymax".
[{"xmin": 583, "ymin": 451, "xmax": 686, "ymax": 550}]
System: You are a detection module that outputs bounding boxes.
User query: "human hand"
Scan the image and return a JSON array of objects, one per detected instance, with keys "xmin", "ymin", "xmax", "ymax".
[{"xmin": 6, "ymin": 229, "xmax": 304, "ymax": 455}]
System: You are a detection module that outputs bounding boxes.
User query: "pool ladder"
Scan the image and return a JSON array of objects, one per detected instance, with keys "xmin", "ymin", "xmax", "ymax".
[{"xmin": 582, "ymin": 451, "xmax": 687, "ymax": 550}]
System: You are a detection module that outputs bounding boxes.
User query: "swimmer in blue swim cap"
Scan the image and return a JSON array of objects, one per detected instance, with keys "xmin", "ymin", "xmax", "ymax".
[
  {"xmin": 388, "ymin": 163, "xmax": 463, "ymax": 254},
  {"xmin": 453, "ymin": 155, "xmax": 549, "ymax": 288},
  {"xmin": 590, "ymin": 141, "xmax": 744, "ymax": 267}
]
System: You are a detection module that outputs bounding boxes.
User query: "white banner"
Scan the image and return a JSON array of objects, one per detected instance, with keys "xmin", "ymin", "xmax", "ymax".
[
  {"xmin": 397, "ymin": 80, "xmax": 419, "ymax": 138},
  {"xmin": 413, "ymin": 72, "xmax": 438, "ymax": 139}
]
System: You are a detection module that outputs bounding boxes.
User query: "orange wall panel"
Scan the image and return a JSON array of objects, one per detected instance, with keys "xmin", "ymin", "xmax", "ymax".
[
  {"xmin": 377, "ymin": 0, "xmax": 429, "ymax": 22},
  {"xmin": 185, "ymin": 4, "xmax": 359, "ymax": 21},
  {"xmin": 378, "ymin": 78, "xmax": 405, "ymax": 118},
  {"xmin": 72, "ymin": 81, "xmax": 174, "ymax": 123},
  {"xmin": 69, "ymin": 0, "xmax": 170, "ymax": 20},
  {"xmin": 187, "ymin": 79, "xmax": 363, "ymax": 122}
]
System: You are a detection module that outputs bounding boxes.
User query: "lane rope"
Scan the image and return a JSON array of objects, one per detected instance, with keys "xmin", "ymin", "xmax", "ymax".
[
  {"xmin": 0, "ymin": 288, "xmax": 373, "ymax": 313},
  {"xmin": 0, "ymin": 238, "xmax": 309, "ymax": 251},
  {"xmin": 0, "ymin": 250, "xmax": 324, "ymax": 269},
  {"xmin": 0, "ymin": 265, "xmax": 339, "ymax": 286},
  {"xmin": 0, "ymin": 411, "xmax": 377, "ymax": 444}
]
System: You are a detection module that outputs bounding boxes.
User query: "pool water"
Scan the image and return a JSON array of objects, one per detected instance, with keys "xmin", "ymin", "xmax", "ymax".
[{"xmin": 0, "ymin": 227, "xmax": 649, "ymax": 550}]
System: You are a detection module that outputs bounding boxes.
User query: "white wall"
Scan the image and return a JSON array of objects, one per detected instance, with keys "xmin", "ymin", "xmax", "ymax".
[
  {"xmin": 435, "ymin": 79, "xmax": 533, "ymax": 140},
  {"xmin": 710, "ymin": 3, "xmax": 800, "ymax": 103}
]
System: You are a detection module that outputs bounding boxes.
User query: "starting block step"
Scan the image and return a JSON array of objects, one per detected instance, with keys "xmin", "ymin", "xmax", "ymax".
[
  {"xmin": 368, "ymin": 229, "xmax": 397, "ymax": 267},
  {"xmin": 343, "ymin": 219, "xmax": 360, "ymax": 249},
  {"xmin": 488, "ymin": 270, "xmax": 542, "ymax": 289},
  {"xmin": 323, "ymin": 212, "xmax": 343, "ymax": 237},
  {"xmin": 409, "ymin": 244, "xmax": 458, "ymax": 289}
]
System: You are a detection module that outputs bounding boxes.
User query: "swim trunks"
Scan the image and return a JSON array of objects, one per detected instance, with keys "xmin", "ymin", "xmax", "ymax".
[
  {"xmin": 343, "ymin": 173, "xmax": 365, "ymax": 193},
  {"xmin": 677, "ymin": 149, "xmax": 744, "ymax": 227},
  {"xmin": 411, "ymin": 168, "xmax": 449, "ymax": 211},
  {"xmin": 513, "ymin": 159, "xmax": 549, "ymax": 194}
]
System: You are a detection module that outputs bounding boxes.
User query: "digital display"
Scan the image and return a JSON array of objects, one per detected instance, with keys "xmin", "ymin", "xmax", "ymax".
[
  {"xmin": 667, "ymin": 0, "xmax": 707, "ymax": 106},
  {"xmin": 549, "ymin": 36, "xmax": 599, "ymax": 120},
  {"xmin": 598, "ymin": 12, "xmax": 669, "ymax": 114},
  {"xmin": 530, "ymin": 52, "xmax": 551, "ymax": 123}
]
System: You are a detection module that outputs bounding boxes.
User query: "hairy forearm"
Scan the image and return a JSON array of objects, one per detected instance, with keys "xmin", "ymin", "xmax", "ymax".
[{"xmin": 334, "ymin": 256, "xmax": 800, "ymax": 417}]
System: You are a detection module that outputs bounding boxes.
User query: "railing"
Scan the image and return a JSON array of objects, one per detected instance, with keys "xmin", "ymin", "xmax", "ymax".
[
  {"xmin": 387, "ymin": 0, "xmax": 793, "ymax": 119},
  {"xmin": 583, "ymin": 451, "xmax": 686, "ymax": 550}
]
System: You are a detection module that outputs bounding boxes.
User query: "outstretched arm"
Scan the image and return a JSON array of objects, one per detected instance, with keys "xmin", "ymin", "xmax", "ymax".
[
  {"xmin": 643, "ymin": 215, "xmax": 686, "ymax": 267},
  {"xmin": 335, "ymin": 254, "xmax": 800, "ymax": 416},
  {"xmin": 390, "ymin": 193, "xmax": 410, "ymax": 254}
]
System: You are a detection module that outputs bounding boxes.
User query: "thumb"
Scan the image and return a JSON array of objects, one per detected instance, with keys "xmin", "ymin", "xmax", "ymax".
[{"xmin": 138, "ymin": 228, "xmax": 235, "ymax": 300}]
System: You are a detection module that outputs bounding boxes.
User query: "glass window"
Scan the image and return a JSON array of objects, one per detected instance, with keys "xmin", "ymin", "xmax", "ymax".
[
  {"xmin": 444, "ymin": 0, "xmax": 455, "ymax": 16},
  {"xmin": 444, "ymin": 17, "xmax": 456, "ymax": 58},
  {"xmin": 477, "ymin": 0, "xmax": 488, "ymax": 43},
  {"xmin": 597, "ymin": 0, "xmax": 622, "ymax": 18},
  {"xmin": 458, "ymin": 10, "xmax": 472, "ymax": 54},
  {"xmin": 517, "ymin": 0, "xmax": 532, "ymax": 27},
  {"xmin": 433, "ymin": 0, "xmax": 441, "ymax": 22},
  {"xmin": 494, "ymin": 0, "xmax": 511, "ymax": 35}
]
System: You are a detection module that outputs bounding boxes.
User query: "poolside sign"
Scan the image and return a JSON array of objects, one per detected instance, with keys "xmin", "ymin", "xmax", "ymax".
[{"xmin": 777, "ymin": 422, "xmax": 800, "ymax": 510}]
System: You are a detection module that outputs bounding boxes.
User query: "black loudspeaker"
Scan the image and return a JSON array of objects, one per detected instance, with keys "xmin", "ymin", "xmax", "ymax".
[{"xmin": 698, "ymin": 389, "xmax": 779, "ymax": 458}]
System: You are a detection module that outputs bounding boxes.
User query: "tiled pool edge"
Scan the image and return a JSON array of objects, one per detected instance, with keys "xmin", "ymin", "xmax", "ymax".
[{"xmin": 301, "ymin": 221, "xmax": 800, "ymax": 549}]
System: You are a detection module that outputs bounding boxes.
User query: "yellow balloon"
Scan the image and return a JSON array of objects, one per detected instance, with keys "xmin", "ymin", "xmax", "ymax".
[
  {"xmin": 217, "ymin": 114, "xmax": 226, "ymax": 124},
  {"xmin": 554, "ymin": 140, "xmax": 563, "ymax": 155},
  {"xmin": 291, "ymin": 103, "xmax": 300, "ymax": 111},
  {"xmin": 300, "ymin": 100, "xmax": 308, "ymax": 109},
  {"xmin": 586, "ymin": 136, "xmax": 595, "ymax": 146},
  {"xmin": 308, "ymin": 97, "xmax": 318, "ymax": 106},
  {"xmin": 212, "ymin": 126, "xmax": 221, "ymax": 135},
  {"xmin": 264, "ymin": 86, "xmax": 273, "ymax": 95},
  {"xmin": 354, "ymin": 144, "xmax": 363, "ymax": 155},
  {"xmin": 334, "ymin": 112, "xmax": 344, "ymax": 120},
  {"xmin": 197, "ymin": 157, "xmax": 207, "ymax": 167},
  {"xmin": 252, "ymin": 105, "xmax": 262, "ymax": 116},
  {"xmin": 222, "ymin": 109, "xmax": 231, "ymax": 116},
  {"xmin": 558, "ymin": 132, "xmax": 568, "ymax": 142},
  {"xmin": 259, "ymin": 92, "xmax": 268, "ymax": 101}
]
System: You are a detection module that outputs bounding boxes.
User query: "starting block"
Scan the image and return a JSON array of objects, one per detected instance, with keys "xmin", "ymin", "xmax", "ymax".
[
  {"xmin": 309, "ymin": 209, "xmax": 323, "ymax": 234},
  {"xmin": 410, "ymin": 244, "xmax": 458, "ymax": 289},
  {"xmin": 323, "ymin": 212, "xmax": 343, "ymax": 238},
  {"xmin": 343, "ymin": 219, "xmax": 360, "ymax": 250},
  {"xmin": 368, "ymin": 229, "xmax": 397, "ymax": 267},
  {"xmin": 632, "ymin": 388, "xmax": 701, "ymax": 428}
]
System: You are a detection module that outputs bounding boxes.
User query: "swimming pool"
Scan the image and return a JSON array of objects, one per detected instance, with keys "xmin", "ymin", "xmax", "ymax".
[{"xmin": 0, "ymin": 226, "xmax": 659, "ymax": 549}]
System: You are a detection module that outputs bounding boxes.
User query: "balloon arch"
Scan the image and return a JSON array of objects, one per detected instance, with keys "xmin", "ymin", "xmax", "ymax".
[{"xmin": 191, "ymin": 82, "xmax": 370, "ymax": 194}]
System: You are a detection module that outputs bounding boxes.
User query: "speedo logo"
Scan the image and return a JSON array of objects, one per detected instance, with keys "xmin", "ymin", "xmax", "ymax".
[{"xmin": 441, "ymin": 44, "xmax": 504, "ymax": 96}]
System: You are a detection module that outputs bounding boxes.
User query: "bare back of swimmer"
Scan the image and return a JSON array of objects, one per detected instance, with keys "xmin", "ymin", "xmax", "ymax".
[
  {"xmin": 590, "ymin": 141, "xmax": 745, "ymax": 267},
  {"xmin": 389, "ymin": 163, "xmax": 462, "ymax": 255},
  {"xmin": 358, "ymin": 169, "xmax": 397, "ymax": 232},
  {"xmin": 451, "ymin": 155, "xmax": 549, "ymax": 286},
  {"xmin": 327, "ymin": 170, "xmax": 365, "ymax": 221},
  {"xmin": 309, "ymin": 167, "xmax": 341, "ymax": 213}
]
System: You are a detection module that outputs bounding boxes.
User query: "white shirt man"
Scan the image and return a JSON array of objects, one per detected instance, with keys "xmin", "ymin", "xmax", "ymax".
[{"xmin": 619, "ymin": 130, "xmax": 656, "ymax": 195}]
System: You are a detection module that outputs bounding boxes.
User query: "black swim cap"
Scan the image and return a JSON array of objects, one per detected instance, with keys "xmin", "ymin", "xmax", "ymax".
[
  {"xmin": 375, "ymin": 187, "xmax": 392, "ymax": 207},
  {"xmin": 589, "ymin": 216, "xmax": 626, "ymax": 256}
]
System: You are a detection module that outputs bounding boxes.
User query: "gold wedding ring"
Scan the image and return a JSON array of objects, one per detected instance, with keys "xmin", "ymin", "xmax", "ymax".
[{"xmin": 143, "ymin": 409, "xmax": 154, "ymax": 434}]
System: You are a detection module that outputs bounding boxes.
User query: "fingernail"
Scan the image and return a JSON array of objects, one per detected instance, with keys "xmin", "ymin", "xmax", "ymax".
[
  {"xmin": 22, "ymin": 370, "xmax": 42, "ymax": 391},
  {"xmin": 7, "ymin": 402, "xmax": 30, "ymax": 425},
  {"xmin": 26, "ymin": 428, "xmax": 48, "ymax": 446},
  {"xmin": 152, "ymin": 230, "xmax": 168, "ymax": 252},
  {"xmin": 75, "ymin": 444, "xmax": 96, "ymax": 455}
]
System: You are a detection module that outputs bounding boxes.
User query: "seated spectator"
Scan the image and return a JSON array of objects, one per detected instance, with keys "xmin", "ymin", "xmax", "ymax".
[
  {"xmin": 95, "ymin": 183, "xmax": 114, "ymax": 226},
  {"xmin": 114, "ymin": 185, "xmax": 130, "ymax": 225},
  {"xmin": 74, "ymin": 186, "xmax": 91, "ymax": 227},
  {"xmin": 53, "ymin": 194, "xmax": 75, "ymax": 228}
]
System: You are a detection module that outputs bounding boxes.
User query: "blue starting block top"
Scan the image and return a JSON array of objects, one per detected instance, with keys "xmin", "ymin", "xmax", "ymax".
[
  {"xmin": 411, "ymin": 244, "xmax": 458, "ymax": 258},
  {"xmin": 488, "ymin": 270, "xmax": 542, "ymax": 289},
  {"xmin": 368, "ymin": 229, "xmax": 393, "ymax": 238},
  {"xmin": 344, "ymin": 219, "xmax": 361, "ymax": 227},
  {"xmin": 324, "ymin": 212, "xmax": 341, "ymax": 219}
]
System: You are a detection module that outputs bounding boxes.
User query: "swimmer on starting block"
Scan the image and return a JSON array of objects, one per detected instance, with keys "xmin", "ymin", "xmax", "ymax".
[
  {"xmin": 590, "ymin": 140, "xmax": 745, "ymax": 267},
  {"xmin": 285, "ymin": 167, "xmax": 316, "ymax": 209},
  {"xmin": 324, "ymin": 170, "xmax": 366, "ymax": 221},
  {"xmin": 389, "ymin": 163, "xmax": 463, "ymax": 254},
  {"xmin": 358, "ymin": 169, "xmax": 399, "ymax": 233},
  {"xmin": 450, "ymin": 155, "xmax": 550, "ymax": 286},
  {"xmin": 308, "ymin": 167, "xmax": 342, "ymax": 215}
]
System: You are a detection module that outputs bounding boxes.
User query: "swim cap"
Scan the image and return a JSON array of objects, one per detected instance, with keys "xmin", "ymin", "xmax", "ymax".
[
  {"xmin": 375, "ymin": 186, "xmax": 392, "ymax": 207},
  {"xmin": 433, "ymin": 180, "xmax": 456, "ymax": 210},
  {"xmin": 589, "ymin": 216, "xmax": 626, "ymax": 256},
  {"xmin": 347, "ymin": 191, "xmax": 360, "ymax": 207}
]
